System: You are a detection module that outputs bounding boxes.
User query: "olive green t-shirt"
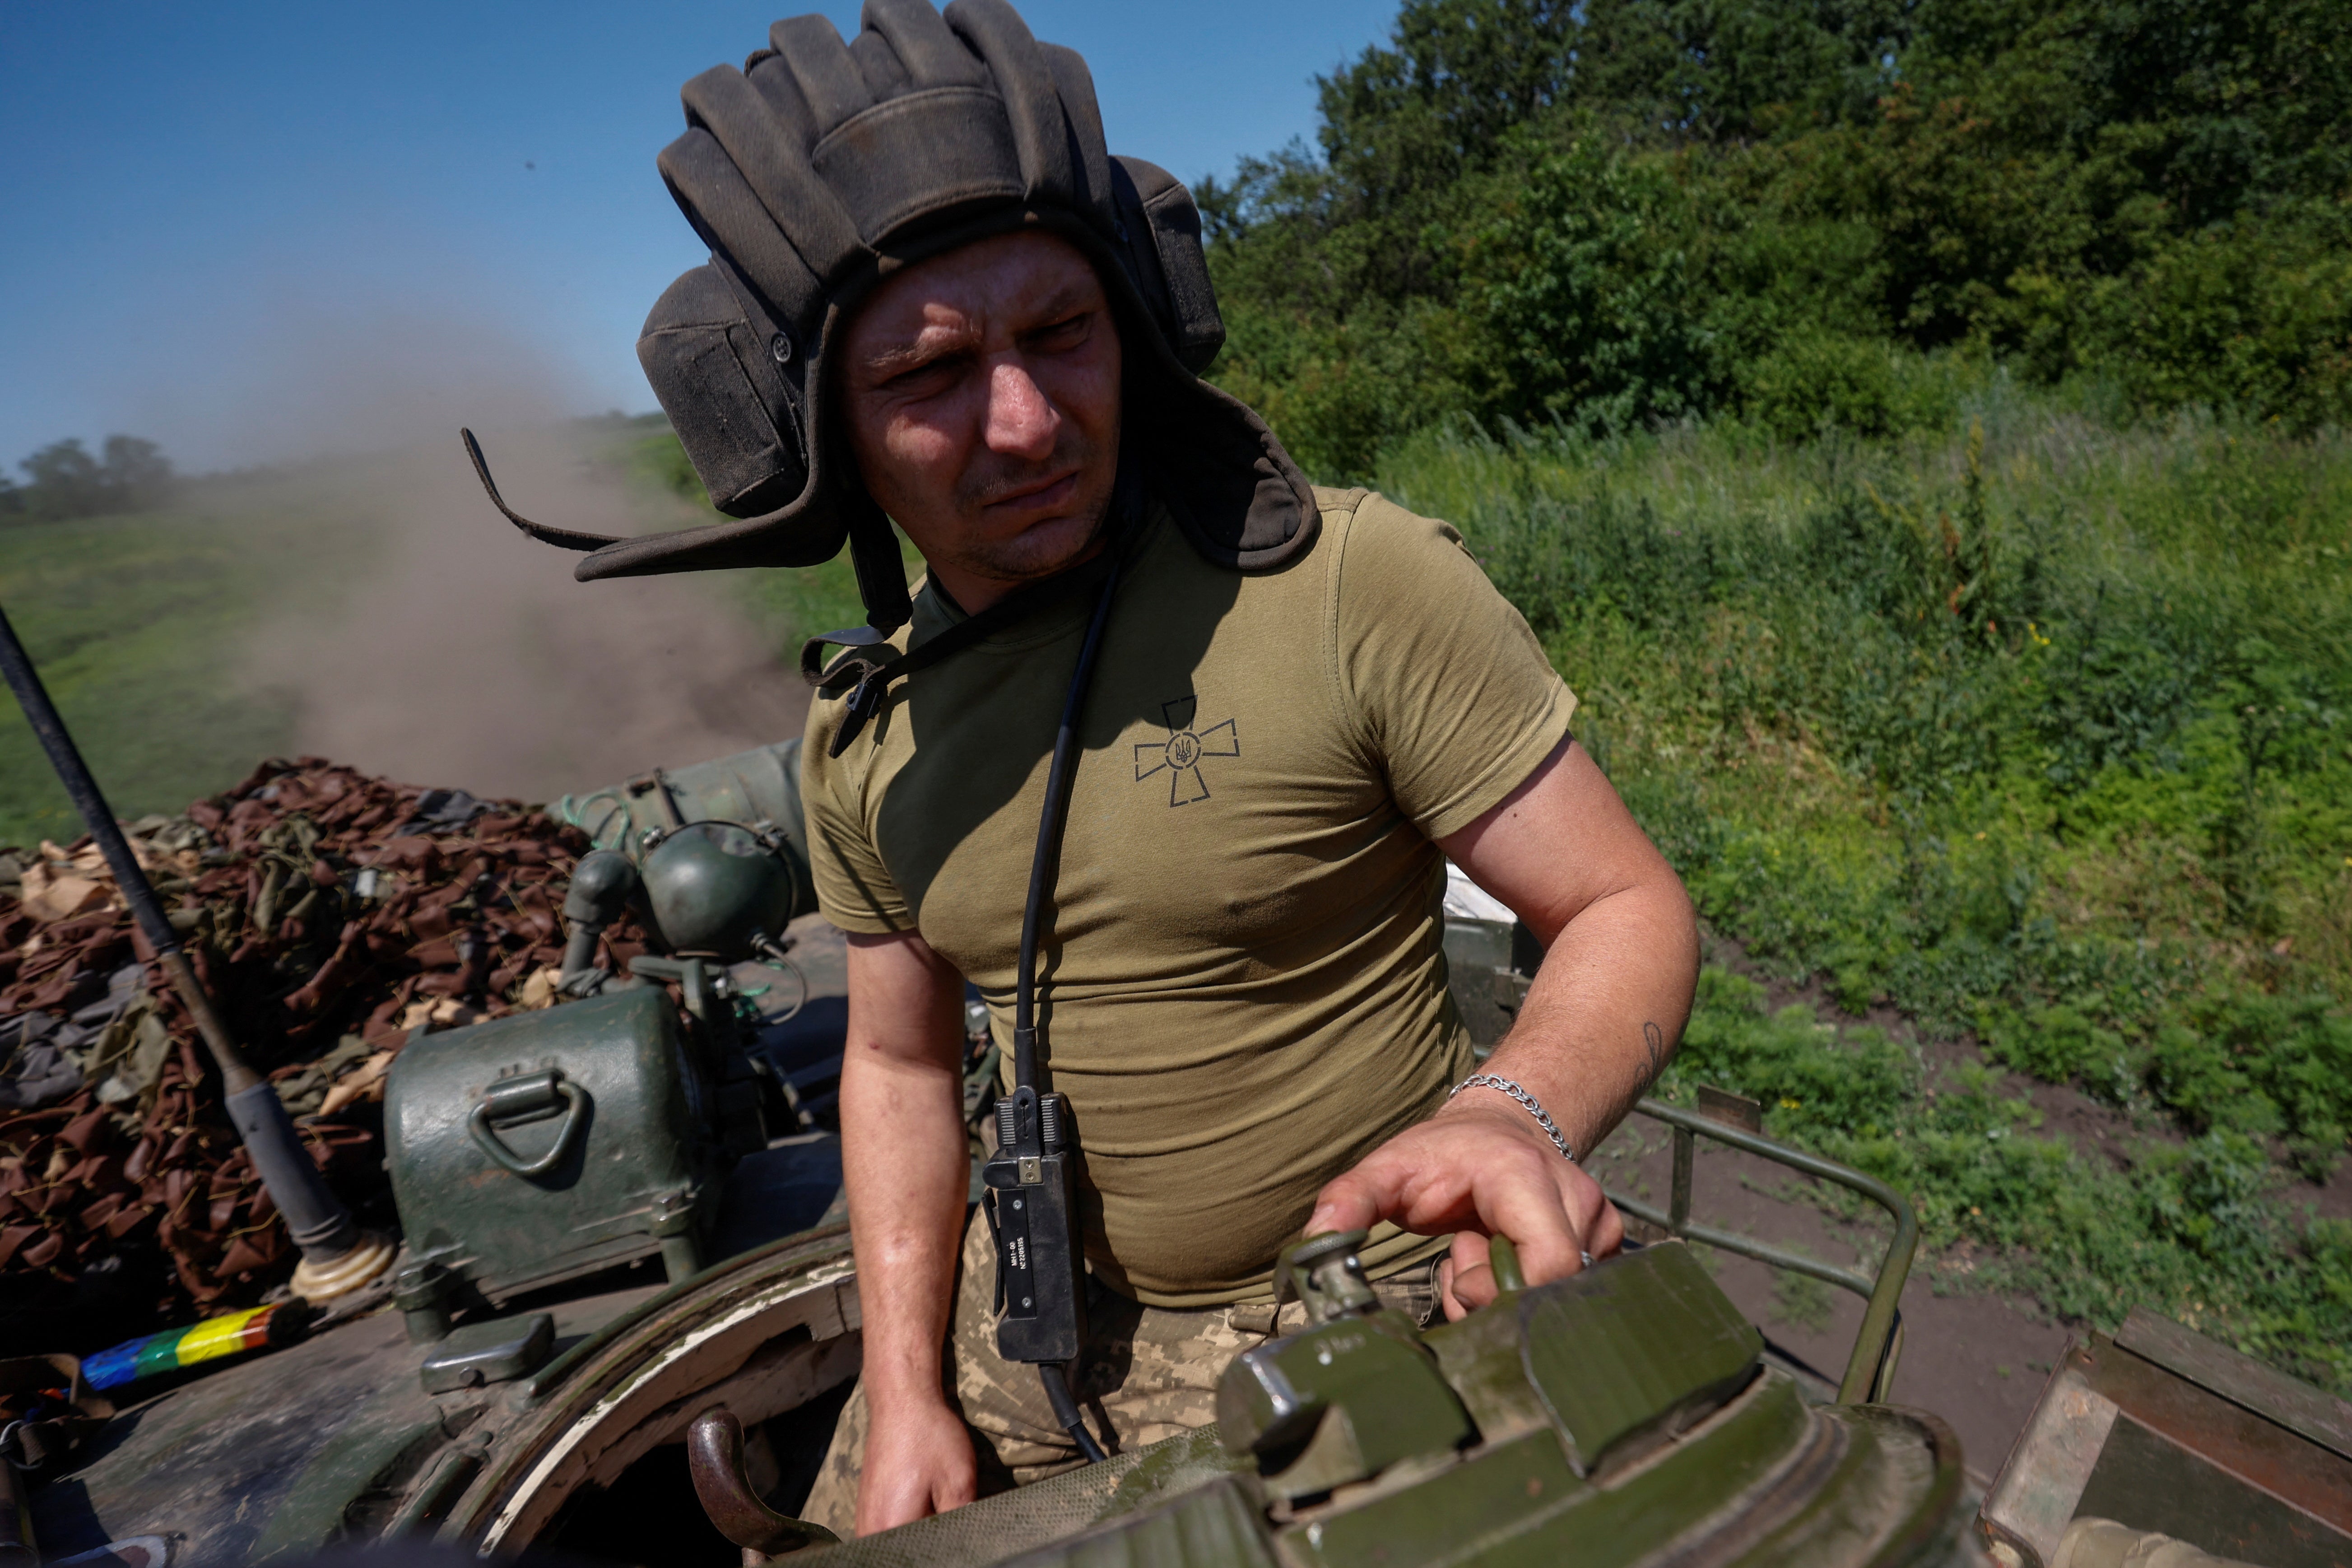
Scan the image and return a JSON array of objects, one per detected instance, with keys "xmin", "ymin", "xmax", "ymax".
[{"xmin": 800, "ymin": 487, "xmax": 1575, "ymax": 1307}]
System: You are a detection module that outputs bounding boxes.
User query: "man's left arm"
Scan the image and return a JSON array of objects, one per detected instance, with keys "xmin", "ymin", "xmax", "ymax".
[{"xmin": 1306, "ymin": 734, "xmax": 1698, "ymax": 1318}]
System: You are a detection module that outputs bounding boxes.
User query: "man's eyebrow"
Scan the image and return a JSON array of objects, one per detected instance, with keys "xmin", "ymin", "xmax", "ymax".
[
  {"xmin": 861, "ymin": 328, "xmax": 972, "ymax": 377},
  {"xmin": 859, "ymin": 282, "xmax": 1101, "ymax": 376}
]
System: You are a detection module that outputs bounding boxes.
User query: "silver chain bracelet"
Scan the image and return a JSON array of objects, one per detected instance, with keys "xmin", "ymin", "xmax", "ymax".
[{"xmin": 1450, "ymin": 1074, "xmax": 1576, "ymax": 1162}]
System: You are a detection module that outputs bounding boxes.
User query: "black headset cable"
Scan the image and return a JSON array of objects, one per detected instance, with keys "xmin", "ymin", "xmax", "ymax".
[{"xmin": 1012, "ymin": 540, "xmax": 1126, "ymax": 1464}]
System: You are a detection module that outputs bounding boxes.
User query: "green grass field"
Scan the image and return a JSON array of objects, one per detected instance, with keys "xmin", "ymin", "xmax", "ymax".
[{"xmin": 0, "ymin": 470, "xmax": 379, "ymax": 848}]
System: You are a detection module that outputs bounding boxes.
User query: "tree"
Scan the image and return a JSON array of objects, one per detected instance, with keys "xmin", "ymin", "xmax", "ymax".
[
  {"xmin": 99, "ymin": 435, "xmax": 174, "ymax": 505},
  {"xmin": 9, "ymin": 434, "xmax": 177, "ymax": 521},
  {"xmin": 1462, "ymin": 140, "xmax": 1722, "ymax": 432},
  {"xmin": 19, "ymin": 439, "xmax": 107, "ymax": 519},
  {"xmin": 1201, "ymin": 0, "xmax": 2352, "ymax": 466}
]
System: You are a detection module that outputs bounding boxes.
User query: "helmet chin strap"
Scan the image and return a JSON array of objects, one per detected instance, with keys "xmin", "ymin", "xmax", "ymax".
[{"xmin": 844, "ymin": 495, "xmax": 915, "ymax": 632}]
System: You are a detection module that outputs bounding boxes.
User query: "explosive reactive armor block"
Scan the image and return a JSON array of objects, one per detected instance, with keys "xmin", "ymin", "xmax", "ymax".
[
  {"xmin": 812, "ymin": 1238, "xmax": 1975, "ymax": 1568},
  {"xmin": 384, "ymin": 986, "xmax": 727, "ymax": 1306}
]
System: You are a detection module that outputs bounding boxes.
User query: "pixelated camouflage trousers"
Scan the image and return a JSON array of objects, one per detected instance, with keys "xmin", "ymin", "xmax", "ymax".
[{"xmin": 802, "ymin": 1208, "xmax": 1442, "ymax": 1537}]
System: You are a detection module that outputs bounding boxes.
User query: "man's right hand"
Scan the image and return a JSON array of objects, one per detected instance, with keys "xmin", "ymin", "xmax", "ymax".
[{"xmin": 857, "ymin": 1393, "xmax": 979, "ymax": 1534}]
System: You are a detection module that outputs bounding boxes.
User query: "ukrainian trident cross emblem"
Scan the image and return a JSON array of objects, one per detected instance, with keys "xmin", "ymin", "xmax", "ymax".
[{"xmin": 1133, "ymin": 695, "xmax": 1238, "ymax": 806}]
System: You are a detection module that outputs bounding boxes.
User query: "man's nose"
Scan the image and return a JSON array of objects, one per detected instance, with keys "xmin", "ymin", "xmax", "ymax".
[{"xmin": 982, "ymin": 358, "xmax": 1060, "ymax": 461}]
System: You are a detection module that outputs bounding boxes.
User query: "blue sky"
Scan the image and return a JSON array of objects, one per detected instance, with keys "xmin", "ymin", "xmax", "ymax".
[{"xmin": 0, "ymin": 2, "xmax": 1398, "ymax": 472}]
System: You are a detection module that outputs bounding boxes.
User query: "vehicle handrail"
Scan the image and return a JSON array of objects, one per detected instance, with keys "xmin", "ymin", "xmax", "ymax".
[{"xmin": 1604, "ymin": 1096, "xmax": 1916, "ymax": 1405}]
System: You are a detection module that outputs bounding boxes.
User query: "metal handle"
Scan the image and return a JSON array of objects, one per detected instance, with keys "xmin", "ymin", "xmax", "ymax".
[
  {"xmin": 467, "ymin": 1073, "xmax": 588, "ymax": 1178},
  {"xmin": 1604, "ymin": 1097, "xmax": 1917, "ymax": 1405},
  {"xmin": 686, "ymin": 1408, "xmax": 838, "ymax": 1555}
]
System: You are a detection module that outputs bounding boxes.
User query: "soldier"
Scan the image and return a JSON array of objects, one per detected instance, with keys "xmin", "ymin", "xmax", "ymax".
[{"xmin": 521, "ymin": 0, "xmax": 1696, "ymax": 1537}]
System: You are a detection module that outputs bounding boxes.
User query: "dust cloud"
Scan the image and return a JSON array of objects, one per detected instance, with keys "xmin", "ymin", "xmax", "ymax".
[
  {"xmin": 241, "ymin": 423, "xmax": 811, "ymax": 806},
  {"xmin": 118, "ymin": 282, "xmax": 823, "ymax": 805}
]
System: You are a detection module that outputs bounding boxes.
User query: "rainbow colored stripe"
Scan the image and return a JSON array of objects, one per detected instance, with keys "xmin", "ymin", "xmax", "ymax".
[{"xmin": 83, "ymin": 1303, "xmax": 290, "ymax": 1391}]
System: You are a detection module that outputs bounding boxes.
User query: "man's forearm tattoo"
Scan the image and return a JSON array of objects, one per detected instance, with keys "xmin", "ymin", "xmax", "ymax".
[{"xmin": 1641, "ymin": 1021, "xmax": 1667, "ymax": 1089}]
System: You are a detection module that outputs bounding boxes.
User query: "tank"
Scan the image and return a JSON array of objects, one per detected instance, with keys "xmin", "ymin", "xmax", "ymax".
[{"xmin": 15, "ymin": 744, "xmax": 2350, "ymax": 1568}]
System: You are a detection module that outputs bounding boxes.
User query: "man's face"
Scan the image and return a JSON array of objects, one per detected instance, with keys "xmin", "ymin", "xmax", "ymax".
[{"xmin": 839, "ymin": 230, "xmax": 1123, "ymax": 600}]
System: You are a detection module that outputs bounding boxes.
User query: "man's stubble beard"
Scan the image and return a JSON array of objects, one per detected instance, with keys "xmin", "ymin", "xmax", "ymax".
[{"xmin": 939, "ymin": 423, "xmax": 1120, "ymax": 589}]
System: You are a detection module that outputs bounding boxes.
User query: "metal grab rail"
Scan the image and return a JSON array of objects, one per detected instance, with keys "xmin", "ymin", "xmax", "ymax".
[{"xmin": 1604, "ymin": 1096, "xmax": 1917, "ymax": 1405}]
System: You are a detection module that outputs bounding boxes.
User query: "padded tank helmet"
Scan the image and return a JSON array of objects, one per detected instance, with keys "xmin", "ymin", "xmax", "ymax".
[{"xmin": 471, "ymin": 0, "xmax": 1318, "ymax": 633}]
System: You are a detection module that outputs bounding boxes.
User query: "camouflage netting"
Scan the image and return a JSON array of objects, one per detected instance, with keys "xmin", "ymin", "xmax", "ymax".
[{"xmin": 0, "ymin": 758, "xmax": 652, "ymax": 1352}]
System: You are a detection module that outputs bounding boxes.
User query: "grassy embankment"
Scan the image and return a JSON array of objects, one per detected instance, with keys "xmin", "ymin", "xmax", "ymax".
[{"xmin": 1383, "ymin": 388, "xmax": 2352, "ymax": 1392}]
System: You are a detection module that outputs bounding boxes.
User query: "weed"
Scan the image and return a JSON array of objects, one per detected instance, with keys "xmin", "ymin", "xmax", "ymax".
[
  {"xmin": 1772, "ymin": 1266, "xmax": 1836, "ymax": 1335},
  {"xmin": 1659, "ymin": 968, "xmax": 2352, "ymax": 1391}
]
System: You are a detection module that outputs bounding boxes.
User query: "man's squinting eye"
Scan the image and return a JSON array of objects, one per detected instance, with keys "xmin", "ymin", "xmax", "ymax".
[
  {"xmin": 877, "ymin": 351, "xmax": 968, "ymax": 395},
  {"xmin": 1028, "ymin": 311, "xmax": 1092, "ymax": 346}
]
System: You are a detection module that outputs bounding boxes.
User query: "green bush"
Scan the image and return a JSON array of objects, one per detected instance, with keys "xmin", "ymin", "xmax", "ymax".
[
  {"xmin": 1203, "ymin": 0, "xmax": 2352, "ymax": 452},
  {"xmin": 2104, "ymin": 210, "xmax": 2352, "ymax": 431},
  {"xmin": 1457, "ymin": 140, "xmax": 1721, "ymax": 434},
  {"xmin": 1676, "ymin": 969, "xmax": 1919, "ymax": 1136},
  {"xmin": 1980, "ymin": 1002, "xmax": 2128, "ymax": 1088},
  {"xmin": 1734, "ymin": 331, "xmax": 1970, "ymax": 442},
  {"xmin": 1211, "ymin": 298, "xmax": 1465, "ymax": 485}
]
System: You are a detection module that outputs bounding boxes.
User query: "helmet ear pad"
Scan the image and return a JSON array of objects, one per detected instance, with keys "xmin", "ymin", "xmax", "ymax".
[
  {"xmin": 636, "ymin": 261, "xmax": 812, "ymax": 526},
  {"xmin": 1106, "ymin": 156, "xmax": 1222, "ymax": 376}
]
